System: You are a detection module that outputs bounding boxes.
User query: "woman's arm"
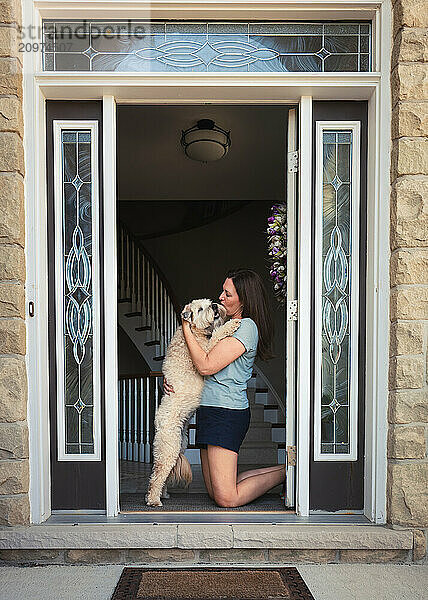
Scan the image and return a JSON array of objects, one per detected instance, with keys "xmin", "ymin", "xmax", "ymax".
[{"xmin": 182, "ymin": 320, "xmax": 246, "ymax": 376}]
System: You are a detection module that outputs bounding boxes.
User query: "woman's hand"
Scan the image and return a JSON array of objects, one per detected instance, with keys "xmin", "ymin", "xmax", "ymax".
[
  {"xmin": 181, "ymin": 317, "xmax": 191, "ymax": 331},
  {"xmin": 163, "ymin": 377, "xmax": 175, "ymax": 395}
]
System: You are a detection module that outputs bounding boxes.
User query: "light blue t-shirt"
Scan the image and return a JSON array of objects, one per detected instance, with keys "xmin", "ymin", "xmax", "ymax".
[{"xmin": 199, "ymin": 317, "xmax": 259, "ymax": 410}]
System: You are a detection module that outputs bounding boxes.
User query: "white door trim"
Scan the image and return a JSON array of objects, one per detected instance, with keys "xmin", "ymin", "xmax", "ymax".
[
  {"xmin": 103, "ymin": 96, "xmax": 120, "ymax": 517},
  {"xmin": 24, "ymin": 0, "xmax": 391, "ymax": 523}
]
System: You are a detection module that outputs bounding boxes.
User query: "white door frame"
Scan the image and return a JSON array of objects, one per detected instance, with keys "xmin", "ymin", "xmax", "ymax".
[{"xmin": 24, "ymin": 0, "xmax": 391, "ymax": 523}]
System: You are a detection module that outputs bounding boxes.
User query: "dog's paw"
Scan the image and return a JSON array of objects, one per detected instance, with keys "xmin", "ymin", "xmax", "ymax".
[{"xmin": 145, "ymin": 494, "xmax": 163, "ymax": 507}]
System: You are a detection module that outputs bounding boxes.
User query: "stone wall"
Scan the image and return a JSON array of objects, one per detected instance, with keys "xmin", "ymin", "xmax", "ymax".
[
  {"xmin": 388, "ymin": 0, "xmax": 428, "ymax": 562},
  {"xmin": 0, "ymin": 0, "xmax": 29, "ymax": 525}
]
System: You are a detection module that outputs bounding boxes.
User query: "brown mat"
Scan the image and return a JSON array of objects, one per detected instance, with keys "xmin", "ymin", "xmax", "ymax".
[{"xmin": 111, "ymin": 568, "xmax": 314, "ymax": 600}]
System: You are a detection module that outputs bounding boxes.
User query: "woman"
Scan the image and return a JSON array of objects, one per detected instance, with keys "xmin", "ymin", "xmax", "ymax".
[{"xmin": 164, "ymin": 268, "xmax": 286, "ymax": 508}]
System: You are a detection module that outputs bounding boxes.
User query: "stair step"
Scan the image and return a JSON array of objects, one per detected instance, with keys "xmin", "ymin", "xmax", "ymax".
[
  {"xmin": 124, "ymin": 312, "xmax": 142, "ymax": 318},
  {"xmin": 145, "ymin": 340, "xmax": 160, "ymax": 346},
  {"xmin": 255, "ymin": 388, "xmax": 268, "ymax": 393},
  {"xmin": 152, "ymin": 355, "xmax": 165, "ymax": 362},
  {"xmin": 118, "ymin": 298, "xmax": 131, "ymax": 304},
  {"xmin": 264, "ymin": 404, "xmax": 278, "ymax": 411},
  {"xmin": 135, "ymin": 326, "xmax": 151, "ymax": 331}
]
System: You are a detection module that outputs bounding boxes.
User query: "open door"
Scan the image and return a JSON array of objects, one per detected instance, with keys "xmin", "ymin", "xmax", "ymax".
[{"xmin": 285, "ymin": 108, "xmax": 298, "ymax": 508}]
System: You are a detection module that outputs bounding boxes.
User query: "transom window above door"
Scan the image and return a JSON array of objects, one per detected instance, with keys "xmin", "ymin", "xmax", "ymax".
[{"xmin": 42, "ymin": 20, "xmax": 372, "ymax": 72}]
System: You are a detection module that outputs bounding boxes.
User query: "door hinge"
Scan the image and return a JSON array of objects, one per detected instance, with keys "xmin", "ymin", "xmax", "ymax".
[
  {"xmin": 287, "ymin": 299, "xmax": 298, "ymax": 321},
  {"xmin": 287, "ymin": 445, "xmax": 297, "ymax": 467},
  {"xmin": 288, "ymin": 150, "xmax": 299, "ymax": 173}
]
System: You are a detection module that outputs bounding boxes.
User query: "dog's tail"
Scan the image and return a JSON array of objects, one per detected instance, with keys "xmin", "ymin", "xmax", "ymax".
[{"xmin": 167, "ymin": 453, "xmax": 193, "ymax": 488}]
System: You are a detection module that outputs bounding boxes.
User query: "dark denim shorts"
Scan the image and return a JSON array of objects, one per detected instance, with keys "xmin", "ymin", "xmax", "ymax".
[{"xmin": 195, "ymin": 405, "xmax": 251, "ymax": 454}]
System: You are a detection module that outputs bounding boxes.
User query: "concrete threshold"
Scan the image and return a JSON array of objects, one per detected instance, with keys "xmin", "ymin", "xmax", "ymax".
[{"xmin": 0, "ymin": 523, "xmax": 413, "ymax": 551}]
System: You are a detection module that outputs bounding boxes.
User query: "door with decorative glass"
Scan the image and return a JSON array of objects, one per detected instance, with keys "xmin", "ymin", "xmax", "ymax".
[
  {"xmin": 47, "ymin": 101, "xmax": 106, "ymax": 510},
  {"xmin": 310, "ymin": 101, "xmax": 367, "ymax": 511}
]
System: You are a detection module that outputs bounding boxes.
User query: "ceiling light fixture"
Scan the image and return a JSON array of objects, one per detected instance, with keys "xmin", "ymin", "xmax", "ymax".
[{"xmin": 180, "ymin": 119, "xmax": 231, "ymax": 162}]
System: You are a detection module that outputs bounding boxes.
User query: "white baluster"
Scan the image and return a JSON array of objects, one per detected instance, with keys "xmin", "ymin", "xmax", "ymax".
[
  {"xmin": 145, "ymin": 377, "xmax": 150, "ymax": 463},
  {"xmin": 120, "ymin": 228, "xmax": 125, "ymax": 299},
  {"xmin": 127, "ymin": 379, "xmax": 132, "ymax": 458},
  {"xmin": 139, "ymin": 378, "xmax": 144, "ymax": 462},
  {"xmin": 125, "ymin": 234, "xmax": 131, "ymax": 300},
  {"xmin": 136, "ymin": 250, "xmax": 141, "ymax": 314},
  {"xmin": 122, "ymin": 379, "xmax": 127, "ymax": 459},
  {"xmin": 151, "ymin": 267, "xmax": 156, "ymax": 337},
  {"xmin": 133, "ymin": 378, "xmax": 138, "ymax": 461},
  {"xmin": 131, "ymin": 241, "xmax": 136, "ymax": 311}
]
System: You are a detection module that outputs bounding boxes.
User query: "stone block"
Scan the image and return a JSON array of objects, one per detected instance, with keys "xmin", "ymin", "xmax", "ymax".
[
  {"xmin": 0, "ymin": 72, "xmax": 22, "ymax": 97},
  {"xmin": 390, "ymin": 250, "xmax": 428, "ymax": 286},
  {"xmin": 65, "ymin": 549, "xmax": 125, "ymax": 564},
  {"xmin": 177, "ymin": 525, "xmax": 233, "ymax": 549},
  {"xmin": 0, "ymin": 56, "xmax": 19, "ymax": 74},
  {"xmin": 392, "ymin": 27, "xmax": 428, "ymax": 65},
  {"xmin": 391, "ymin": 64, "xmax": 428, "ymax": 103},
  {"xmin": 391, "ymin": 138, "xmax": 428, "ymax": 179},
  {"xmin": 0, "ymin": 96, "xmax": 23, "ymax": 136},
  {"xmin": 0, "ymin": 173, "xmax": 24, "ymax": 245},
  {"xmin": 232, "ymin": 525, "xmax": 412, "ymax": 550},
  {"xmin": 0, "ymin": 244, "xmax": 25, "ymax": 281},
  {"xmin": 0, "ymin": 319, "xmax": 25, "ymax": 354},
  {"xmin": 389, "ymin": 389, "xmax": 428, "ymax": 424},
  {"xmin": 389, "ymin": 355, "xmax": 425, "ymax": 389},
  {"xmin": 268, "ymin": 549, "xmax": 336, "ymax": 564},
  {"xmin": 0, "ymin": 2, "xmax": 22, "ymax": 24},
  {"xmin": 339, "ymin": 549, "xmax": 409, "ymax": 563},
  {"xmin": 0, "ymin": 283, "xmax": 24, "ymax": 317},
  {"xmin": 0, "ymin": 494, "xmax": 29, "ymax": 526},
  {"xmin": 389, "ymin": 322, "xmax": 424, "ymax": 355},
  {"xmin": 393, "ymin": 1, "xmax": 428, "ymax": 34},
  {"xmin": 390, "ymin": 175, "xmax": 428, "ymax": 249},
  {"xmin": 0, "ymin": 357, "xmax": 26, "ymax": 423},
  {"xmin": 392, "ymin": 102, "xmax": 428, "ymax": 139},
  {"xmin": 390, "ymin": 287, "xmax": 428, "ymax": 321},
  {"xmin": 0, "ymin": 459, "xmax": 29, "ymax": 494},
  {"xmin": 413, "ymin": 530, "xmax": 426, "ymax": 561},
  {"xmin": 0, "ymin": 24, "xmax": 18, "ymax": 58},
  {"xmin": 388, "ymin": 463, "xmax": 428, "ymax": 526},
  {"xmin": 0, "ymin": 549, "xmax": 65, "ymax": 564},
  {"xmin": 127, "ymin": 549, "xmax": 196, "ymax": 563},
  {"xmin": 0, "ymin": 524, "xmax": 178, "ymax": 549},
  {"xmin": 0, "ymin": 422, "xmax": 29, "ymax": 459},
  {"xmin": 0, "ymin": 132, "xmax": 24, "ymax": 174},
  {"xmin": 388, "ymin": 425, "xmax": 426, "ymax": 459},
  {"xmin": 199, "ymin": 549, "xmax": 265, "ymax": 564}
]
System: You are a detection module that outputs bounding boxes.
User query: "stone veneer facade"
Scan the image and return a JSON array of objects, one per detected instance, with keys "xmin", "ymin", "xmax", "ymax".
[
  {"xmin": 388, "ymin": 0, "xmax": 428, "ymax": 563},
  {"xmin": 0, "ymin": 0, "xmax": 426, "ymax": 563}
]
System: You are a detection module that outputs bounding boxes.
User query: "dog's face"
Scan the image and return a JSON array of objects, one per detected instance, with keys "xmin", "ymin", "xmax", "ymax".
[{"xmin": 181, "ymin": 298, "xmax": 227, "ymax": 334}]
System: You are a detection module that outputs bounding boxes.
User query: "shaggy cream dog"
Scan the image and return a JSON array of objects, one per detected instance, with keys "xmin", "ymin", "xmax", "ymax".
[{"xmin": 145, "ymin": 298, "xmax": 241, "ymax": 507}]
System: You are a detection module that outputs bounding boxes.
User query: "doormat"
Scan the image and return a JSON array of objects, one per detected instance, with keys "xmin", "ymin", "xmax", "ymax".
[{"xmin": 110, "ymin": 567, "xmax": 314, "ymax": 600}]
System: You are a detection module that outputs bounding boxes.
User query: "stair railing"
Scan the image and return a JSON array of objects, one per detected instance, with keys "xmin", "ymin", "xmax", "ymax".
[{"xmin": 118, "ymin": 222, "xmax": 181, "ymax": 358}]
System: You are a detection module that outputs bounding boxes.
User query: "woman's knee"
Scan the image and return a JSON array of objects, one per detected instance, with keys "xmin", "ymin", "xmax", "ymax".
[{"xmin": 213, "ymin": 491, "xmax": 239, "ymax": 508}]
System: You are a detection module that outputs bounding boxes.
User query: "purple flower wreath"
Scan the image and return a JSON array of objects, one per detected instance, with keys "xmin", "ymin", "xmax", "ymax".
[{"xmin": 267, "ymin": 203, "xmax": 287, "ymax": 304}]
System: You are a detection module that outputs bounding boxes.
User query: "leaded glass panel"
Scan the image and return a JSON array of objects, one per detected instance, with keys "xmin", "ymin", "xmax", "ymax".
[
  {"xmin": 58, "ymin": 126, "xmax": 98, "ymax": 458},
  {"xmin": 320, "ymin": 129, "xmax": 355, "ymax": 457},
  {"xmin": 42, "ymin": 20, "xmax": 372, "ymax": 72}
]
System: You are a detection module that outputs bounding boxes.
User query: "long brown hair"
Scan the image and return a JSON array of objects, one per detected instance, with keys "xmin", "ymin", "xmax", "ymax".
[{"xmin": 225, "ymin": 268, "xmax": 275, "ymax": 361}]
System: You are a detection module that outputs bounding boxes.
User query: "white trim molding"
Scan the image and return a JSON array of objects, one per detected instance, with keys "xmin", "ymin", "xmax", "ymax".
[
  {"xmin": 103, "ymin": 96, "xmax": 120, "ymax": 517},
  {"xmin": 313, "ymin": 121, "xmax": 360, "ymax": 462},
  {"xmin": 53, "ymin": 120, "xmax": 101, "ymax": 462}
]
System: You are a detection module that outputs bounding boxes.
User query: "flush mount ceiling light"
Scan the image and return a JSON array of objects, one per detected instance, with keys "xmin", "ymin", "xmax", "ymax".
[{"xmin": 180, "ymin": 119, "xmax": 231, "ymax": 162}]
